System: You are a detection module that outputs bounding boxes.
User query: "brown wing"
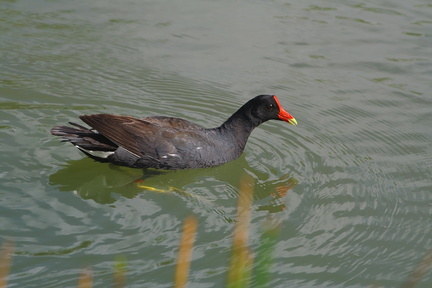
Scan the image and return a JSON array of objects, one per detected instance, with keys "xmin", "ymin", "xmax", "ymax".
[
  {"xmin": 140, "ymin": 116, "xmax": 206, "ymax": 130},
  {"xmin": 80, "ymin": 114, "xmax": 156, "ymax": 157},
  {"xmin": 79, "ymin": 114, "xmax": 209, "ymax": 160}
]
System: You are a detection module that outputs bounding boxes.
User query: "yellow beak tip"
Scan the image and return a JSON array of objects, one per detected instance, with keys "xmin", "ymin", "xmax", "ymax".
[{"xmin": 288, "ymin": 118, "xmax": 298, "ymax": 126}]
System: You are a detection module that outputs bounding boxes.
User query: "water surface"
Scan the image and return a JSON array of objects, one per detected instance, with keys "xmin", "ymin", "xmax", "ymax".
[{"xmin": 1, "ymin": 0, "xmax": 432, "ymax": 287}]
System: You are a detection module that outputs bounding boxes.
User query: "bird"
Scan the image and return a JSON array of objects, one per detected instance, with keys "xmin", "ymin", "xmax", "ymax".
[{"xmin": 51, "ymin": 94, "xmax": 297, "ymax": 170}]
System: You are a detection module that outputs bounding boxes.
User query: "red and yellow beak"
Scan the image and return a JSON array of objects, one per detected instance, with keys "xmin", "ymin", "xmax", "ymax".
[{"xmin": 273, "ymin": 96, "xmax": 297, "ymax": 126}]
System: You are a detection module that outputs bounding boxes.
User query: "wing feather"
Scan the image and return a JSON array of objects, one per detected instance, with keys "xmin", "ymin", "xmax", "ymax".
[
  {"xmin": 80, "ymin": 114, "xmax": 150, "ymax": 157},
  {"xmin": 79, "ymin": 114, "xmax": 211, "ymax": 161}
]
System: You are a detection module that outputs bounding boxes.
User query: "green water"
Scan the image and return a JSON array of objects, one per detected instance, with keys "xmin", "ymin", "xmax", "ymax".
[{"xmin": 1, "ymin": 0, "xmax": 432, "ymax": 287}]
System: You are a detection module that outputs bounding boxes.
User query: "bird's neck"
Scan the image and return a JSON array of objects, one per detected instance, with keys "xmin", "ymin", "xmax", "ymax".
[{"xmin": 215, "ymin": 107, "xmax": 262, "ymax": 151}]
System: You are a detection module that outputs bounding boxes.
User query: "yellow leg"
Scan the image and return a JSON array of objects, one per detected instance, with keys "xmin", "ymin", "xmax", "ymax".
[{"xmin": 136, "ymin": 183, "xmax": 172, "ymax": 193}]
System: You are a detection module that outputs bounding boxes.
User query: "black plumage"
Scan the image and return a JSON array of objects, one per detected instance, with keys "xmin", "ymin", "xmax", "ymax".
[{"xmin": 51, "ymin": 95, "xmax": 297, "ymax": 169}]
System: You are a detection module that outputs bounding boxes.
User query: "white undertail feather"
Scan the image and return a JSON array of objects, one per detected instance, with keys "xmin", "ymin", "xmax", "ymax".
[{"xmin": 75, "ymin": 145, "xmax": 115, "ymax": 159}]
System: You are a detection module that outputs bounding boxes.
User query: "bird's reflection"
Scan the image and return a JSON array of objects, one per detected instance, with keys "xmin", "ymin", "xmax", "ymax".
[{"xmin": 49, "ymin": 156, "xmax": 297, "ymax": 213}]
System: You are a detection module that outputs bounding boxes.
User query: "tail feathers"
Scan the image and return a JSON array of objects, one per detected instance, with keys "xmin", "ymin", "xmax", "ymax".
[
  {"xmin": 51, "ymin": 122, "xmax": 117, "ymax": 151},
  {"xmin": 51, "ymin": 122, "xmax": 93, "ymax": 138}
]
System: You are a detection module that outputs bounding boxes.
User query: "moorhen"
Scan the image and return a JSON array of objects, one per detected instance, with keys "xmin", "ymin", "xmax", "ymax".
[{"xmin": 51, "ymin": 95, "xmax": 297, "ymax": 169}]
